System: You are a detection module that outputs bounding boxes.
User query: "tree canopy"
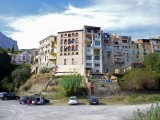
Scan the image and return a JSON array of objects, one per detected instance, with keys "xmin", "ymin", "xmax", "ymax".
[
  {"xmin": 144, "ymin": 52, "xmax": 160, "ymax": 72},
  {"xmin": 60, "ymin": 74, "xmax": 82, "ymax": 96},
  {"xmin": 0, "ymin": 49, "xmax": 12, "ymax": 81}
]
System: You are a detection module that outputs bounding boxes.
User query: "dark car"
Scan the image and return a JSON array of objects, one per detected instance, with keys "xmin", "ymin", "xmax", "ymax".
[
  {"xmin": 1, "ymin": 93, "xmax": 19, "ymax": 100},
  {"xmin": 31, "ymin": 94, "xmax": 50, "ymax": 105},
  {"xmin": 0, "ymin": 92, "xmax": 8, "ymax": 99},
  {"xmin": 19, "ymin": 96, "xmax": 29, "ymax": 104},
  {"xmin": 89, "ymin": 96, "xmax": 99, "ymax": 105}
]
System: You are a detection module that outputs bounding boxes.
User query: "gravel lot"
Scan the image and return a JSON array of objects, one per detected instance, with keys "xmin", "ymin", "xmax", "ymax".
[{"xmin": 0, "ymin": 100, "xmax": 154, "ymax": 120}]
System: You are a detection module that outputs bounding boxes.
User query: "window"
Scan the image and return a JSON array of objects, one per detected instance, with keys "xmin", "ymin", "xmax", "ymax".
[
  {"xmin": 87, "ymin": 49, "xmax": 90, "ymax": 52},
  {"xmin": 60, "ymin": 39, "xmax": 63, "ymax": 45},
  {"xmin": 22, "ymin": 56, "xmax": 26, "ymax": 61},
  {"xmin": 86, "ymin": 56, "xmax": 92, "ymax": 60},
  {"xmin": 72, "ymin": 58, "xmax": 74, "ymax": 65},
  {"xmin": 60, "ymin": 46, "xmax": 63, "ymax": 52},
  {"xmin": 68, "ymin": 33, "xmax": 71, "ymax": 37},
  {"xmin": 76, "ymin": 33, "xmax": 78, "ymax": 37},
  {"xmin": 64, "ymin": 59, "xmax": 66, "ymax": 65},
  {"xmin": 76, "ymin": 38, "xmax": 78, "ymax": 43},
  {"xmin": 107, "ymin": 53, "xmax": 110, "ymax": 57},
  {"xmin": 127, "ymin": 59, "xmax": 129, "ymax": 62},
  {"xmin": 95, "ymin": 64, "xmax": 100, "ymax": 67},
  {"xmin": 95, "ymin": 56, "xmax": 100, "ymax": 60},
  {"xmin": 75, "ymin": 45, "xmax": 78, "ymax": 51},
  {"xmin": 61, "ymin": 34, "xmax": 63, "ymax": 38},
  {"xmin": 64, "ymin": 39, "xmax": 67, "ymax": 44},
  {"xmin": 95, "ymin": 41, "xmax": 100, "ymax": 46}
]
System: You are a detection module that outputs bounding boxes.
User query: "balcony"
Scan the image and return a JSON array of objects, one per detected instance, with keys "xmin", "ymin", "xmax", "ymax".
[
  {"xmin": 50, "ymin": 53, "xmax": 57, "ymax": 56},
  {"xmin": 48, "ymin": 55, "xmax": 56, "ymax": 60},
  {"xmin": 115, "ymin": 61, "xmax": 125, "ymax": 64},
  {"xmin": 114, "ymin": 54, "xmax": 123, "ymax": 58},
  {"xmin": 86, "ymin": 63, "xmax": 92, "ymax": 68}
]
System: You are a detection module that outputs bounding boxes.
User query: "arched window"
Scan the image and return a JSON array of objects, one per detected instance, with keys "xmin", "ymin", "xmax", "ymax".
[
  {"xmin": 68, "ymin": 39, "xmax": 71, "ymax": 44},
  {"xmin": 72, "ymin": 45, "xmax": 74, "ymax": 51},
  {"xmin": 68, "ymin": 45, "xmax": 71, "ymax": 51},
  {"xmin": 72, "ymin": 38, "xmax": 75, "ymax": 44},
  {"xmin": 72, "ymin": 52, "xmax": 74, "ymax": 55},
  {"xmin": 68, "ymin": 52, "xmax": 70, "ymax": 55},
  {"xmin": 72, "ymin": 33, "xmax": 75, "ymax": 37},
  {"xmin": 76, "ymin": 33, "xmax": 78, "ymax": 37},
  {"xmin": 60, "ymin": 39, "xmax": 63, "ymax": 45},
  {"xmin": 60, "ymin": 46, "xmax": 63, "ymax": 52},
  {"xmin": 68, "ymin": 33, "xmax": 71, "ymax": 37},
  {"xmin": 64, "ymin": 46, "xmax": 67, "ymax": 52},
  {"xmin": 76, "ymin": 38, "xmax": 78, "ymax": 43},
  {"xmin": 76, "ymin": 52, "xmax": 78, "ymax": 55},
  {"xmin": 64, "ymin": 39, "xmax": 67, "ymax": 45},
  {"xmin": 60, "ymin": 53, "xmax": 63, "ymax": 56},
  {"xmin": 75, "ymin": 45, "xmax": 78, "ymax": 51},
  {"xmin": 64, "ymin": 34, "xmax": 67, "ymax": 38},
  {"xmin": 61, "ymin": 34, "xmax": 63, "ymax": 38}
]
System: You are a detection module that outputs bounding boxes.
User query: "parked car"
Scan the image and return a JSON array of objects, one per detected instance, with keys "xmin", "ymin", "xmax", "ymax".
[
  {"xmin": 68, "ymin": 96, "xmax": 78, "ymax": 105},
  {"xmin": 0, "ymin": 92, "xmax": 8, "ymax": 99},
  {"xmin": 19, "ymin": 96, "xmax": 29, "ymax": 104},
  {"xmin": 89, "ymin": 96, "xmax": 99, "ymax": 105},
  {"xmin": 1, "ymin": 93, "xmax": 19, "ymax": 100},
  {"xmin": 31, "ymin": 94, "xmax": 50, "ymax": 105}
]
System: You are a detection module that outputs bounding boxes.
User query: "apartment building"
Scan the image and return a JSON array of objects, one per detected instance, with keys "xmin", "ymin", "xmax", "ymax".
[
  {"xmin": 38, "ymin": 35, "xmax": 57, "ymax": 72},
  {"xmin": 9, "ymin": 51, "xmax": 31, "ymax": 64},
  {"xmin": 56, "ymin": 25, "xmax": 103, "ymax": 76},
  {"xmin": 150, "ymin": 37, "xmax": 160, "ymax": 52},
  {"xmin": 102, "ymin": 32, "xmax": 132, "ymax": 73}
]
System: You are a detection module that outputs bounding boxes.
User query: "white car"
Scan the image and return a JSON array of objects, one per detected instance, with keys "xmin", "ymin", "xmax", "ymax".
[{"xmin": 68, "ymin": 96, "xmax": 78, "ymax": 105}]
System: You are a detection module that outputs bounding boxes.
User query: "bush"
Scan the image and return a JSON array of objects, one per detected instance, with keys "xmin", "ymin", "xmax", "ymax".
[
  {"xmin": 134, "ymin": 103, "xmax": 160, "ymax": 120},
  {"xmin": 40, "ymin": 67, "xmax": 50, "ymax": 73},
  {"xmin": 119, "ymin": 69, "xmax": 160, "ymax": 91},
  {"xmin": 59, "ymin": 74, "xmax": 82, "ymax": 96}
]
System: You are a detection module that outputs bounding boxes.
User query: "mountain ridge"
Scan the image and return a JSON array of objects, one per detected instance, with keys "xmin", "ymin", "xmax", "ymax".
[{"xmin": 0, "ymin": 32, "xmax": 19, "ymax": 50}]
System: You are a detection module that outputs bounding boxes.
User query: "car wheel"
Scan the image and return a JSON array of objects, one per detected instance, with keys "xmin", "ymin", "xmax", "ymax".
[{"xmin": 4, "ymin": 97, "xmax": 7, "ymax": 100}]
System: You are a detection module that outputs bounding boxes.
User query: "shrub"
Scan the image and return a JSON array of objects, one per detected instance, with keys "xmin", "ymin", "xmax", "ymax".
[
  {"xmin": 134, "ymin": 103, "xmax": 160, "ymax": 120},
  {"xmin": 59, "ymin": 74, "xmax": 82, "ymax": 96},
  {"xmin": 119, "ymin": 69, "xmax": 160, "ymax": 91},
  {"xmin": 40, "ymin": 67, "xmax": 50, "ymax": 73}
]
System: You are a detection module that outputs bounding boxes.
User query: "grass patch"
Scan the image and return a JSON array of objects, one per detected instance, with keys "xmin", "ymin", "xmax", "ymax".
[
  {"xmin": 133, "ymin": 103, "xmax": 160, "ymax": 120},
  {"xmin": 99, "ymin": 94, "xmax": 160, "ymax": 105}
]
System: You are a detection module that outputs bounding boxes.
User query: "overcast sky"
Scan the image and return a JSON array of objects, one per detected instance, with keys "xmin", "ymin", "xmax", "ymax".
[{"xmin": 0, "ymin": 0, "xmax": 160, "ymax": 49}]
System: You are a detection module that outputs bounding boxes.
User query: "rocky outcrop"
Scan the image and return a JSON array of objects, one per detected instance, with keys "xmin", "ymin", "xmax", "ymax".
[{"xmin": 0, "ymin": 32, "xmax": 19, "ymax": 50}]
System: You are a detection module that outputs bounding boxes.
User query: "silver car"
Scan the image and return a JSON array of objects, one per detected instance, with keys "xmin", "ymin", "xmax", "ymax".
[{"xmin": 68, "ymin": 96, "xmax": 78, "ymax": 105}]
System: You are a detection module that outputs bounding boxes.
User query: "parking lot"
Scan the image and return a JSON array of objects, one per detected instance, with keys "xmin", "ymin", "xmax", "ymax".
[{"xmin": 0, "ymin": 100, "xmax": 154, "ymax": 120}]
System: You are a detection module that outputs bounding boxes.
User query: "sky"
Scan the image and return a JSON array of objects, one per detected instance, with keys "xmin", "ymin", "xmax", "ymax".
[{"xmin": 0, "ymin": 0, "xmax": 160, "ymax": 49}]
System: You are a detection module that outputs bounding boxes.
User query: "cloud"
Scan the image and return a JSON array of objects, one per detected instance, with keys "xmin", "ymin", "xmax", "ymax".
[{"xmin": 1, "ymin": 0, "xmax": 160, "ymax": 49}]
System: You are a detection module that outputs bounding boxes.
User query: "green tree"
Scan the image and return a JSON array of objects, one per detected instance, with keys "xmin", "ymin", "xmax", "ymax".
[
  {"xmin": 0, "ymin": 49, "xmax": 12, "ymax": 81},
  {"xmin": 12, "ymin": 65, "xmax": 31, "ymax": 91},
  {"xmin": 144, "ymin": 52, "xmax": 160, "ymax": 72},
  {"xmin": 59, "ymin": 74, "xmax": 82, "ymax": 96},
  {"xmin": 1, "ymin": 75, "xmax": 14, "ymax": 92},
  {"xmin": 119, "ymin": 69, "xmax": 160, "ymax": 91}
]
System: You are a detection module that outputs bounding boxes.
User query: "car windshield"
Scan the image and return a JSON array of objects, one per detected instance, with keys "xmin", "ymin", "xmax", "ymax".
[
  {"xmin": 21, "ymin": 96, "xmax": 27, "ymax": 99},
  {"xmin": 69, "ymin": 96, "xmax": 77, "ymax": 100},
  {"xmin": 90, "ymin": 96, "xmax": 98, "ymax": 99}
]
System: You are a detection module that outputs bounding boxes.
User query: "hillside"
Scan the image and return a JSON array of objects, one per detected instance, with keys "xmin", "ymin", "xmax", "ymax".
[
  {"xmin": 18, "ymin": 73, "xmax": 60, "ymax": 95},
  {"xmin": 0, "ymin": 32, "xmax": 18, "ymax": 50}
]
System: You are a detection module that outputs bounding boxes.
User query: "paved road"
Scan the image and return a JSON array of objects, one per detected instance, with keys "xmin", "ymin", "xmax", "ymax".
[{"xmin": 0, "ymin": 100, "xmax": 154, "ymax": 120}]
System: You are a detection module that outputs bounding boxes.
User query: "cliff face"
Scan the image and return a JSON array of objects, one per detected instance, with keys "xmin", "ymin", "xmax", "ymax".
[{"xmin": 0, "ymin": 32, "xmax": 19, "ymax": 50}]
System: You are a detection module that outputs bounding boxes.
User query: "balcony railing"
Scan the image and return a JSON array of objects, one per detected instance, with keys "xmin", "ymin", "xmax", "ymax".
[{"xmin": 115, "ymin": 61, "xmax": 125, "ymax": 64}]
